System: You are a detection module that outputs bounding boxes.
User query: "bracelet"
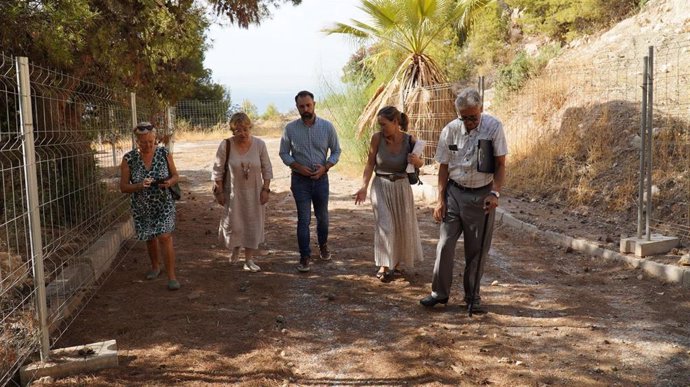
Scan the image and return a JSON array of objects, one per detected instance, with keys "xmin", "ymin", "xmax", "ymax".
[{"xmin": 262, "ymin": 187, "xmax": 271, "ymax": 193}]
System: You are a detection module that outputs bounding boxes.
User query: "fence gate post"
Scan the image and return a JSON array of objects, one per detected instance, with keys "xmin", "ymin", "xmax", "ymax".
[
  {"xmin": 645, "ymin": 46, "xmax": 654, "ymax": 241},
  {"xmin": 130, "ymin": 92, "xmax": 137, "ymax": 149},
  {"xmin": 16, "ymin": 56, "xmax": 50, "ymax": 361},
  {"xmin": 108, "ymin": 106, "xmax": 117, "ymax": 165},
  {"xmin": 166, "ymin": 105, "xmax": 175, "ymax": 153},
  {"xmin": 637, "ymin": 56, "xmax": 648, "ymax": 239}
]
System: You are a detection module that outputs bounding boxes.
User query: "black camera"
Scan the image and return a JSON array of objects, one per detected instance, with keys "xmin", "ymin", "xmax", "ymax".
[{"xmin": 150, "ymin": 178, "xmax": 166, "ymax": 188}]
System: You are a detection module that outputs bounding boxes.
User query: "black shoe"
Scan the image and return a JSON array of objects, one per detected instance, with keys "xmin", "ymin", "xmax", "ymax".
[
  {"xmin": 467, "ymin": 302, "xmax": 487, "ymax": 314},
  {"xmin": 296, "ymin": 256, "xmax": 310, "ymax": 273},
  {"xmin": 420, "ymin": 295, "xmax": 449, "ymax": 307}
]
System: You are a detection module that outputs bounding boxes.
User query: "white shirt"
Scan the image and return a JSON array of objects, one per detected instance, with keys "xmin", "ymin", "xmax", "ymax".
[{"xmin": 434, "ymin": 114, "xmax": 508, "ymax": 188}]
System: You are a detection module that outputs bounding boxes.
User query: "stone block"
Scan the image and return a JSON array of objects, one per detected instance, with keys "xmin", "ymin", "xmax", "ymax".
[
  {"xmin": 20, "ymin": 340, "xmax": 117, "ymax": 386},
  {"xmin": 619, "ymin": 234, "xmax": 679, "ymax": 257}
]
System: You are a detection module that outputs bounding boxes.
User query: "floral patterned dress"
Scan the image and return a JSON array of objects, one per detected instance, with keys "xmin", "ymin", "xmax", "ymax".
[{"xmin": 124, "ymin": 146, "xmax": 176, "ymax": 240}]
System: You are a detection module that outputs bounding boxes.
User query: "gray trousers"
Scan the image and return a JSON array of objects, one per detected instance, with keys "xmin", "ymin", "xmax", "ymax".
[{"xmin": 431, "ymin": 184, "xmax": 495, "ymax": 303}]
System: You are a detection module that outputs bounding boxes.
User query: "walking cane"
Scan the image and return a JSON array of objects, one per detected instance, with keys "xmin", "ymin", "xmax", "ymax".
[{"xmin": 468, "ymin": 210, "xmax": 491, "ymax": 317}]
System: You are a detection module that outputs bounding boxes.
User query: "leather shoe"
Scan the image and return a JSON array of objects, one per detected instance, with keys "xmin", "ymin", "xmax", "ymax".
[{"xmin": 420, "ymin": 295, "xmax": 448, "ymax": 307}]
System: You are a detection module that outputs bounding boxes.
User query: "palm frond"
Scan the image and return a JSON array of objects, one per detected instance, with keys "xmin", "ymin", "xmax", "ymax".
[{"xmin": 322, "ymin": 22, "xmax": 370, "ymax": 39}]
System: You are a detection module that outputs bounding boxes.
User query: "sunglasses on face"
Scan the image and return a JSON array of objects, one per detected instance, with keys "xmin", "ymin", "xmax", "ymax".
[
  {"xmin": 135, "ymin": 124, "xmax": 155, "ymax": 133},
  {"xmin": 458, "ymin": 114, "xmax": 480, "ymax": 122}
]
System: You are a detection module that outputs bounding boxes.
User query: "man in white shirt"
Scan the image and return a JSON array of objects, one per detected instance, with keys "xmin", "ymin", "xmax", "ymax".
[{"xmin": 420, "ymin": 88, "xmax": 508, "ymax": 312}]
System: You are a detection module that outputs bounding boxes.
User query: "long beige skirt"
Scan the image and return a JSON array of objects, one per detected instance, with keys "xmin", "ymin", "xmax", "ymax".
[{"xmin": 370, "ymin": 176, "xmax": 424, "ymax": 269}]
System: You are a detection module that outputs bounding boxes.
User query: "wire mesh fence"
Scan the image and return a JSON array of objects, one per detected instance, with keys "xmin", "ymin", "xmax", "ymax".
[
  {"xmin": 647, "ymin": 41, "xmax": 690, "ymax": 240},
  {"xmin": 0, "ymin": 53, "xmax": 169, "ymax": 386}
]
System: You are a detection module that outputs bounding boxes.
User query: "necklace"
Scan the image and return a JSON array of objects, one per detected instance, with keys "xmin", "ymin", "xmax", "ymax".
[{"xmin": 241, "ymin": 162, "xmax": 250, "ymax": 180}]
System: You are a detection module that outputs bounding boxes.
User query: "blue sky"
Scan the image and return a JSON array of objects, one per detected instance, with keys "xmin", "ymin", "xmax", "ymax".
[{"xmin": 204, "ymin": 0, "xmax": 367, "ymax": 113}]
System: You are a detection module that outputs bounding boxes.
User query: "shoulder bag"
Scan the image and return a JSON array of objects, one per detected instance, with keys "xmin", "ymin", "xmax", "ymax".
[
  {"xmin": 163, "ymin": 149, "xmax": 181, "ymax": 200},
  {"xmin": 213, "ymin": 139, "xmax": 231, "ymax": 197},
  {"xmin": 407, "ymin": 136, "xmax": 422, "ymax": 185}
]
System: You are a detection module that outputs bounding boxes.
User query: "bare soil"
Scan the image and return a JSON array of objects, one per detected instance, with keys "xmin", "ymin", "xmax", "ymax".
[{"xmin": 48, "ymin": 138, "xmax": 690, "ymax": 387}]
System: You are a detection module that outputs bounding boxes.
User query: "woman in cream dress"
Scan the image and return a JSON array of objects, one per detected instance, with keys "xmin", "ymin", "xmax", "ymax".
[{"xmin": 212, "ymin": 113, "xmax": 273, "ymax": 272}]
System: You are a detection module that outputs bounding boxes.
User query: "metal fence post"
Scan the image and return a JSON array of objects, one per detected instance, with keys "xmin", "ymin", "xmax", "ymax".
[
  {"xmin": 130, "ymin": 92, "xmax": 137, "ymax": 150},
  {"xmin": 166, "ymin": 105, "xmax": 175, "ymax": 153},
  {"xmin": 108, "ymin": 106, "xmax": 117, "ymax": 165},
  {"xmin": 637, "ymin": 56, "xmax": 648, "ymax": 239},
  {"xmin": 16, "ymin": 56, "xmax": 50, "ymax": 361},
  {"xmin": 645, "ymin": 46, "xmax": 654, "ymax": 241}
]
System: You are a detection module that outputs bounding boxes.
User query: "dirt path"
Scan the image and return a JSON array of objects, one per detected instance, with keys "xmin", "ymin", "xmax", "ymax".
[{"xmin": 52, "ymin": 138, "xmax": 690, "ymax": 386}]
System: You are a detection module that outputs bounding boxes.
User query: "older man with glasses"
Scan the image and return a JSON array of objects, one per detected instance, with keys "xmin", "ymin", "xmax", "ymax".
[{"xmin": 420, "ymin": 87, "xmax": 508, "ymax": 313}]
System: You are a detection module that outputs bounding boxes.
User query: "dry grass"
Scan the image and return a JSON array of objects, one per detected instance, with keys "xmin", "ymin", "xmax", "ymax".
[
  {"xmin": 173, "ymin": 118, "xmax": 288, "ymax": 143},
  {"xmin": 497, "ymin": 73, "xmax": 643, "ymax": 213}
]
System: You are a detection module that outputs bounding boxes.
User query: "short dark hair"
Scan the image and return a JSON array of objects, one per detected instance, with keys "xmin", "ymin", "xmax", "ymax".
[{"xmin": 295, "ymin": 90, "xmax": 314, "ymax": 103}]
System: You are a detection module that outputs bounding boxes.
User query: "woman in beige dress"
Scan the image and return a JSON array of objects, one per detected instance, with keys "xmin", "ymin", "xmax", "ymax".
[
  {"xmin": 354, "ymin": 106, "xmax": 424, "ymax": 281},
  {"xmin": 212, "ymin": 113, "xmax": 273, "ymax": 272}
]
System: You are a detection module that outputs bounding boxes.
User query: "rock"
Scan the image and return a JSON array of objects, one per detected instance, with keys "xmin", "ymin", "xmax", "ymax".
[
  {"xmin": 187, "ymin": 291, "xmax": 203, "ymax": 300},
  {"xmin": 276, "ymin": 315, "xmax": 286, "ymax": 324},
  {"xmin": 515, "ymin": 361, "xmax": 524, "ymax": 366},
  {"xmin": 491, "ymin": 280, "xmax": 499, "ymax": 286},
  {"xmin": 678, "ymin": 254, "xmax": 690, "ymax": 266},
  {"xmin": 637, "ymin": 274, "xmax": 644, "ymax": 280}
]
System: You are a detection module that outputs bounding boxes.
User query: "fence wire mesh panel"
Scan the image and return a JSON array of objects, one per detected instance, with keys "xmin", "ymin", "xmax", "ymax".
[
  {"xmin": 492, "ymin": 52, "xmax": 646, "ymax": 239},
  {"xmin": 136, "ymin": 98, "xmax": 173, "ymax": 150},
  {"xmin": 0, "ymin": 54, "xmax": 142, "ymax": 385},
  {"xmin": 648, "ymin": 41, "xmax": 690, "ymax": 241},
  {"xmin": 175, "ymin": 100, "xmax": 231, "ymax": 131},
  {"xmin": 0, "ymin": 52, "xmax": 40, "ymax": 386},
  {"xmin": 27, "ymin": 61, "xmax": 134, "ymax": 344}
]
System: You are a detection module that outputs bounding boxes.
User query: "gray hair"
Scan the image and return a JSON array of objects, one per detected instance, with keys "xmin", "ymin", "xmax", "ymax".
[{"xmin": 454, "ymin": 88, "xmax": 482, "ymax": 111}]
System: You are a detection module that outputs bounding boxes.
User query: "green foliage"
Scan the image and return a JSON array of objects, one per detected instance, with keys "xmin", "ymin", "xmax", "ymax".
[
  {"xmin": 319, "ymin": 76, "xmax": 371, "ymax": 168},
  {"xmin": 462, "ymin": 1, "xmax": 510, "ymax": 75},
  {"xmin": 341, "ymin": 46, "xmax": 376, "ymax": 86},
  {"xmin": 506, "ymin": 0, "xmax": 640, "ymax": 42},
  {"xmin": 495, "ymin": 43, "xmax": 560, "ymax": 98},
  {"xmin": 262, "ymin": 104, "xmax": 282, "ymax": 121},
  {"xmin": 241, "ymin": 100, "xmax": 259, "ymax": 121},
  {"xmin": 207, "ymin": 0, "xmax": 302, "ymax": 28}
]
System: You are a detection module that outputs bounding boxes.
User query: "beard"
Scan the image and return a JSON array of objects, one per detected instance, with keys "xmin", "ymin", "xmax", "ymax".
[{"xmin": 300, "ymin": 111, "xmax": 314, "ymax": 120}]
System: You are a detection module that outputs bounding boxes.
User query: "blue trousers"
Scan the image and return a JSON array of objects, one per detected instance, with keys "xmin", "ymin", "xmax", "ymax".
[{"xmin": 290, "ymin": 173, "xmax": 329, "ymax": 259}]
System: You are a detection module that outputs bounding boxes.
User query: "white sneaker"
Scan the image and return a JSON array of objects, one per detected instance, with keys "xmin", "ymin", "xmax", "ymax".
[
  {"xmin": 230, "ymin": 247, "xmax": 240, "ymax": 263},
  {"xmin": 243, "ymin": 260, "xmax": 261, "ymax": 272}
]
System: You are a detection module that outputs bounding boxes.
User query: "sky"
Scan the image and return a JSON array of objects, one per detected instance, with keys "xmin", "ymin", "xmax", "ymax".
[{"xmin": 203, "ymin": 0, "xmax": 367, "ymax": 113}]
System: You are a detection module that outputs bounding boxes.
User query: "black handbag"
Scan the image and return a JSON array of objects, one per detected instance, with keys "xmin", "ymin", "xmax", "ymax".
[{"xmin": 407, "ymin": 136, "xmax": 422, "ymax": 185}]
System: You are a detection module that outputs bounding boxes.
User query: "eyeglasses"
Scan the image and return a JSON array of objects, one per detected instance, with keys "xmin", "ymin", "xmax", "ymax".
[
  {"xmin": 458, "ymin": 114, "xmax": 480, "ymax": 122},
  {"xmin": 135, "ymin": 124, "xmax": 155, "ymax": 133}
]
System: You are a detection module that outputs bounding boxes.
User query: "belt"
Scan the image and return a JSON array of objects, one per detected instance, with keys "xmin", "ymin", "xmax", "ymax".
[
  {"xmin": 448, "ymin": 180, "xmax": 490, "ymax": 191},
  {"xmin": 375, "ymin": 173, "xmax": 407, "ymax": 182}
]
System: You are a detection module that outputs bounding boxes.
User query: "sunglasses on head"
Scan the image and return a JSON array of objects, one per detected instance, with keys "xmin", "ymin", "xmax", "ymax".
[{"xmin": 135, "ymin": 124, "xmax": 154, "ymax": 133}]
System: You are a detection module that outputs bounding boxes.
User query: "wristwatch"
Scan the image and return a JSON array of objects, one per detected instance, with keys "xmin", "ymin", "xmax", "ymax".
[{"xmin": 490, "ymin": 190, "xmax": 500, "ymax": 198}]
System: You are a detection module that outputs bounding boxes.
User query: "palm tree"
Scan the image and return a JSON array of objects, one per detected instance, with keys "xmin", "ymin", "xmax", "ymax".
[{"xmin": 324, "ymin": 0, "xmax": 464, "ymax": 139}]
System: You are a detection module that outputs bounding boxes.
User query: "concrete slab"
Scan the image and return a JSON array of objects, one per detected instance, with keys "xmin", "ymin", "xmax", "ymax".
[
  {"xmin": 20, "ymin": 340, "xmax": 117, "ymax": 386},
  {"xmin": 620, "ymin": 234, "xmax": 680, "ymax": 257},
  {"xmin": 494, "ymin": 208, "xmax": 690, "ymax": 288}
]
